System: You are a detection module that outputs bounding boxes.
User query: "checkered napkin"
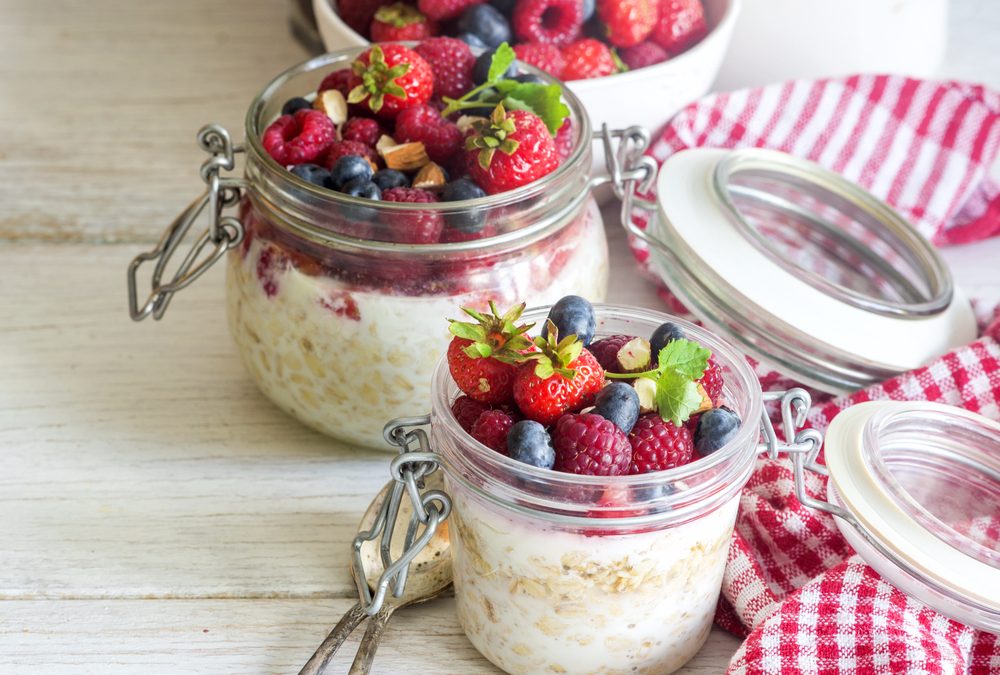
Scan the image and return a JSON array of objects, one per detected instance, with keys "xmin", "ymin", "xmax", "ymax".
[{"xmin": 627, "ymin": 75, "xmax": 1000, "ymax": 674}]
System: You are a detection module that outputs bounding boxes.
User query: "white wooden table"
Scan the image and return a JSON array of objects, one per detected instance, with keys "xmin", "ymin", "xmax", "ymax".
[{"xmin": 1, "ymin": 2, "xmax": 998, "ymax": 673}]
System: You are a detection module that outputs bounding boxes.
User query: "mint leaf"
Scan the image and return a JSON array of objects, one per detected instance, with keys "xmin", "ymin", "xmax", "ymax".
[
  {"xmin": 487, "ymin": 42, "xmax": 516, "ymax": 84},
  {"xmin": 499, "ymin": 83, "xmax": 570, "ymax": 136},
  {"xmin": 657, "ymin": 339, "xmax": 710, "ymax": 381},
  {"xmin": 654, "ymin": 369, "xmax": 704, "ymax": 426}
]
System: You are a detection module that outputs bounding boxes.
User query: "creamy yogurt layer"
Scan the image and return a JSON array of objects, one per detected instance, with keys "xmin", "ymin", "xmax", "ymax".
[
  {"xmin": 225, "ymin": 199, "xmax": 608, "ymax": 448},
  {"xmin": 448, "ymin": 484, "xmax": 738, "ymax": 675}
]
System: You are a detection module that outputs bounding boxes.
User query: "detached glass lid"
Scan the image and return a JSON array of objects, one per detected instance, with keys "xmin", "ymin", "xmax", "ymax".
[
  {"xmin": 645, "ymin": 148, "xmax": 977, "ymax": 394},
  {"xmin": 823, "ymin": 401, "xmax": 1000, "ymax": 631}
]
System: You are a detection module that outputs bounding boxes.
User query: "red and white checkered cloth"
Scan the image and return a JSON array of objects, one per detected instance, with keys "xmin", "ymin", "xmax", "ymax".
[{"xmin": 629, "ymin": 75, "xmax": 1000, "ymax": 674}]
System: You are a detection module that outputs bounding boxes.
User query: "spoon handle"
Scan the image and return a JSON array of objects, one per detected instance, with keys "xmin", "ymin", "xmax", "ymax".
[
  {"xmin": 348, "ymin": 604, "xmax": 395, "ymax": 675},
  {"xmin": 298, "ymin": 602, "xmax": 367, "ymax": 675}
]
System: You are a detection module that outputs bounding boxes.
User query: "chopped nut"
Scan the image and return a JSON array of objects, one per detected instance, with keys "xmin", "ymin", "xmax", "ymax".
[
  {"xmin": 375, "ymin": 133, "xmax": 397, "ymax": 156},
  {"xmin": 693, "ymin": 383, "xmax": 714, "ymax": 415},
  {"xmin": 633, "ymin": 377, "xmax": 657, "ymax": 413},
  {"xmin": 456, "ymin": 114, "xmax": 487, "ymax": 134},
  {"xmin": 617, "ymin": 337, "xmax": 652, "ymax": 372},
  {"xmin": 381, "ymin": 141, "xmax": 430, "ymax": 171},
  {"xmin": 313, "ymin": 89, "xmax": 348, "ymax": 125},
  {"xmin": 412, "ymin": 161, "xmax": 446, "ymax": 190}
]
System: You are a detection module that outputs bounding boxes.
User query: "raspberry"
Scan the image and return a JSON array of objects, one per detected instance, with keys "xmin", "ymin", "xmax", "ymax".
[
  {"xmin": 466, "ymin": 107, "xmax": 558, "ymax": 194},
  {"xmin": 452, "ymin": 395, "xmax": 490, "ymax": 432},
  {"xmin": 318, "ymin": 69, "xmax": 355, "ymax": 98},
  {"xmin": 552, "ymin": 413, "xmax": 632, "ymax": 476},
  {"xmin": 554, "ymin": 118, "xmax": 574, "ymax": 162},
  {"xmin": 512, "ymin": 0, "xmax": 583, "ymax": 46},
  {"xmin": 597, "ymin": 0, "xmax": 656, "ymax": 48},
  {"xmin": 698, "ymin": 357, "xmax": 724, "ymax": 405},
  {"xmin": 341, "ymin": 118, "xmax": 383, "ymax": 147},
  {"xmin": 652, "ymin": 0, "xmax": 708, "ymax": 55},
  {"xmin": 414, "ymin": 37, "xmax": 476, "ymax": 100},
  {"xmin": 370, "ymin": 3, "xmax": 438, "ymax": 41},
  {"xmin": 382, "ymin": 187, "xmax": 443, "ymax": 243},
  {"xmin": 589, "ymin": 334, "xmax": 633, "ymax": 373},
  {"xmin": 256, "ymin": 245, "xmax": 288, "ymax": 298},
  {"xmin": 561, "ymin": 38, "xmax": 617, "ymax": 80},
  {"xmin": 628, "ymin": 413, "xmax": 693, "ymax": 474},
  {"xmin": 322, "ymin": 140, "xmax": 379, "ymax": 171},
  {"xmin": 395, "ymin": 104, "xmax": 464, "ymax": 165},
  {"xmin": 513, "ymin": 43, "xmax": 566, "ymax": 78},
  {"xmin": 261, "ymin": 109, "xmax": 337, "ymax": 166},
  {"xmin": 472, "ymin": 409, "xmax": 516, "ymax": 454},
  {"xmin": 418, "ymin": 0, "xmax": 484, "ymax": 21},
  {"xmin": 619, "ymin": 40, "xmax": 669, "ymax": 69},
  {"xmin": 349, "ymin": 44, "xmax": 434, "ymax": 119},
  {"xmin": 338, "ymin": 0, "xmax": 394, "ymax": 34}
]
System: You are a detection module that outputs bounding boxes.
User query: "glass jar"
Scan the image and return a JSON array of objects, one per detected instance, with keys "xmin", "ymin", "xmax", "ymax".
[
  {"xmin": 128, "ymin": 48, "xmax": 610, "ymax": 449},
  {"xmin": 378, "ymin": 304, "xmax": 767, "ymax": 675}
]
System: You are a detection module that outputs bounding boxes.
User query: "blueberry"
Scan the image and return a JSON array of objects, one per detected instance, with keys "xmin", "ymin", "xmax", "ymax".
[
  {"xmin": 489, "ymin": 0, "xmax": 516, "ymax": 16},
  {"xmin": 281, "ymin": 96, "xmax": 312, "ymax": 116},
  {"xmin": 289, "ymin": 163, "xmax": 330, "ymax": 186},
  {"xmin": 441, "ymin": 178, "xmax": 488, "ymax": 233},
  {"xmin": 340, "ymin": 177, "xmax": 382, "ymax": 200},
  {"xmin": 327, "ymin": 155, "xmax": 373, "ymax": 191},
  {"xmin": 591, "ymin": 382, "xmax": 640, "ymax": 433},
  {"xmin": 694, "ymin": 407, "xmax": 742, "ymax": 456},
  {"xmin": 457, "ymin": 32, "xmax": 488, "ymax": 50},
  {"xmin": 650, "ymin": 322, "xmax": 686, "ymax": 361},
  {"xmin": 581, "ymin": 0, "xmax": 596, "ymax": 22},
  {"xmin": 631, "ymin": 482, "xmax": 678, "ymax": 503},
  {"xmin": 473, "ymin": 49, "xmax": 516, "ymax": 85},
  {"xmin": 457, "ymin": 4, "xmax": 511, "ymax": 49},
  {"xmin": 542, "ymin": 295, "xmax": 597, "ymax": 345},
  {"xmin": 372, "ymin": 169, "xmax": 409, "ymax": 191},
  {"xmin": 507, "ymin": 420, "xmax": 555, "ymax": 469},
  {"xmin": 513, "ymin": 72, "xmax": 545, "ymax": 84}
]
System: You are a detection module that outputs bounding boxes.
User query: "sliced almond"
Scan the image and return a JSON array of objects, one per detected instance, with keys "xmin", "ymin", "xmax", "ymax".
[
  {"xmin": 382, "ymin": 141, "xmax": 430, "ymax": 171},
  {"xmin": 456, "ymin": 115, "xmax": 487, "ymax": 134},
  {"xmin": 412, "ymin": 162, "xmax": 446, "ymax": 190},
  {"xmin": 375, "ymin": 133, "xmax": 397, "ymax": 156},
  {"xmin": 313, "ymin": 89, "xmax": 348, "ymax": 125},
  {"xmin": 633, "ymin": 378, "xmax": 657, "ymax": 414}
]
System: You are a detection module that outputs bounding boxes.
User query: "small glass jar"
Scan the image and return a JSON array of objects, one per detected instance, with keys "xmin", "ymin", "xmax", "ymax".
[
  {"xmin": 128, "ymin": 48, "xmax": 610, "ymax": 449},
  {"xmin": 429, "ymin": 305, "xmax": 763, "ymax": 674}
]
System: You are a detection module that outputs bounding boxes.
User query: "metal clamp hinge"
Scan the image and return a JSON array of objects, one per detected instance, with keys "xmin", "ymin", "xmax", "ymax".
[
  {"xmin": 127, "ymin": 124, "xmax": 248, "ymax": 321},
  {"xmin": 352, "ymin": 416, "xmax": 451, "ymax": 617}
]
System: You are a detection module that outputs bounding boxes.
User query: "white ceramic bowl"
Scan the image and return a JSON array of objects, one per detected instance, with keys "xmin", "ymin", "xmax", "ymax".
[{"xmin": 313, "ymin": 0, "xmax": 740, "ymax": 143}]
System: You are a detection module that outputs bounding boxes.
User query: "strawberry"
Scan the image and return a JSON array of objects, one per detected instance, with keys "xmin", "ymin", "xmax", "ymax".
[
  {"xmin": 513, "ymin": 43, "xmax": 566, "ymax": 78},
  {"xmin": 560, "ymin": 38, "xmax": 617, "ymax": 80},
  {"xmin": 418, "ymin": 0, "xmax": 484, "ymax": 21},
  {"xmin": 465, "ymin": 104, "xmax": 558, "ymax": 195},
  {"xmin": 652, "ymin": 0, "xmax": 708, "ymax": 55},
  {"xmin": 370, "ymin": 3, "xmax": 438, "ymax": 41},
  {"xmin": 513, "ymin": 321, "xmax": 605, "ymax": 425},
  {"xmin": 447, "ymin": 302, "xmax": 535, "ymax": 404},
  {"xmin": 597, "ymin": 0, "xmax": 657, "ymax": 48},
  {"xmin": 348, "ymin": 44, "xmax": 434, "ymax": 119},
  {"xmin": 338, "ymin": 0, "xmax": 395, "ymax": 34}
]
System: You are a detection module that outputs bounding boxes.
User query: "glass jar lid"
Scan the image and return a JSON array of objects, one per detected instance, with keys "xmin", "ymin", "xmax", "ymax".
[
  {"xmin": 824, "ymin": 401, "xmax": 1000, "ymax": 631},
  {"xmin": 647, "ymin": 148, "xmax": 977, "ymax": 394}
]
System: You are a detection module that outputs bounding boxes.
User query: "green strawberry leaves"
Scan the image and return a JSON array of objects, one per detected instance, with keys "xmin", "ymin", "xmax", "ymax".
[
  {"xmin": 607, "ymin": 338, "xmax": 711, "ymax": 425},
  {"xmin": 348, "ymin": 44, "xmax": 411, "ymax": 113},
  {"xmin": 448, "ymin": 301, "xmax": 534, "ymax": 364},
  {"xmin": 524, "ymin": 321, "xmax": 583, "ymax": 380},
  {"xmin": 440, "ymin": 42, "xmax": 570, "ymax": 136}
]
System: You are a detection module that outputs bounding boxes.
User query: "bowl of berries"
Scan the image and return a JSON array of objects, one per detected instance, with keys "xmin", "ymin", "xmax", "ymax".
[
  {"xmin": 375, "ymin": 295, "xmax": 765, "ymax": 673},
  {"xmin": 313, "ymin": 0, "xmax": 740, "ymax": 143}
]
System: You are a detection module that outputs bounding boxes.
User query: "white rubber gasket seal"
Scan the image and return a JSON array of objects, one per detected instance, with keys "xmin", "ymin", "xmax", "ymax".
[
  {"xmin": 655, "ymin": 148, "xmax": 977, "ymax": 372},
  {"xmin": 823, "ymin": 400, "xmax": 1000, "ymax": 610}
]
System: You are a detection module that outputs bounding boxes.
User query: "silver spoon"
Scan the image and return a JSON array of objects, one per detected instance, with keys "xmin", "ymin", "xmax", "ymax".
[{"xmin": 298, "ymin": 473, "xmax": 452, "ymax": 675}]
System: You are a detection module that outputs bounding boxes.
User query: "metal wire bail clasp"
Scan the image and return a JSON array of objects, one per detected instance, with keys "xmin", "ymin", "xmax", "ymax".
[
  {"xmin": 352, "ymin": 416, "xmax": 452, "ymax": 617},
  {"xmin": 757, "ymin": 388, "xmax": 852, "ymax": 521},
  {"xmin": 127, "ymin": 124, "xmax": 247, "ymax": 321}
]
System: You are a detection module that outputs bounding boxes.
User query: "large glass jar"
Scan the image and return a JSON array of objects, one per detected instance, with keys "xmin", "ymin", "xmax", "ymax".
[
  {"xmin": 427, "ymin": 306, "xmax": 763, "ymax": 674},
  {"xmin": 128, "ymin": 48, "xmax": 609, "ymax": 449}
]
